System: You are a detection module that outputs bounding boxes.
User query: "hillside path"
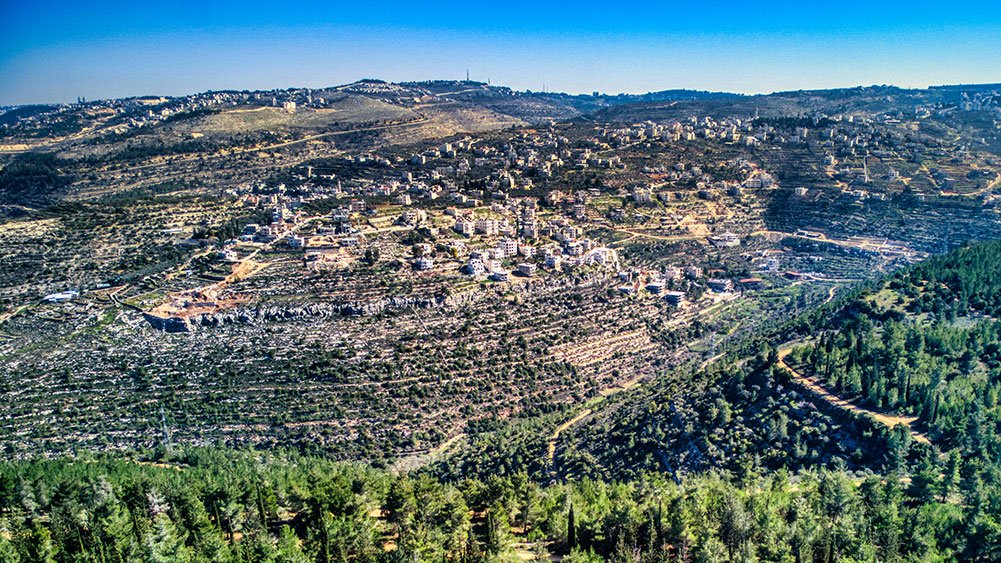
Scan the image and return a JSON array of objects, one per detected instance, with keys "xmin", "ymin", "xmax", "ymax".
[
  {"xmin": 546, "ymin": 374, "xmax": 646, "ymax": 467},
  {"xmin": 777, "ymin": 343, "xmax": 931, "ymax": 445}
]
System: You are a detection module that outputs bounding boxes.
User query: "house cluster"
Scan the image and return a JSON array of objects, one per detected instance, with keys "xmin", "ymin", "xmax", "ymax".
[
  {"xmin": 290, "ymin": 116, "xmax": 782, "ymax": 230},
  {"xmin": 615, "ymin": 267, "xmax": 695, "ymax": 305},
  {"xmin": 760, "ymin": 112, "xmax": 987, "ymax": 193},
  {"xmin": 957, "ymin": 90, "xmax": 1001, "ymax": 112},
  {"xmin": 708, "ymin": 232, "xmax": 742, "ymax": 248},
  {"xmin": 459, "ymin": 241, "xmax": 537, "ymax": 280},
  {"xmin": 237, "ymin": 201, "xmax": 301, "ymax": 245},
  {"xmin": 25, "ymin": 88, "xmax": 334, "ymax": 137},
  {"xmin": 634, "ymin": 157, "xmax": 776, "ymax": 205},
  {"xmin": 443, "ymin": 193, "xmax": 618, "ymax": 275},
  {"xmin": 42, "ymin": 290, "xmax": 80, "ymax": 303},
  {"xmin": 615, "ymin": 262, "xmax": 769, "ymax": 306}
]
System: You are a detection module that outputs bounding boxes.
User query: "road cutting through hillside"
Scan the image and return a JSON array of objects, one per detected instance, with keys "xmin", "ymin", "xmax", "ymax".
[
  {"xmin": 391, "ymin": 431, "xmax": 467, "ymax": 473},
  {"xmin": 547, "ymin": 374, "xmax": 645, "ymax": 466},
  {"xmin": 777, "ymin": 344, "xmax": 931, "ymax": 445}
]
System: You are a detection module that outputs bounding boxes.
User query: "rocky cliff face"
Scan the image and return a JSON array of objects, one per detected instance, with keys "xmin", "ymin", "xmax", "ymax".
[
  {"xmin": 142, "ymin": 290, "xmax": 479, "ymax": 332},
  {"xmin": 142, "ymin": 273, "xmax": 610, "ymax": 331},
  {"xmin": 198, "ymin": 291, "xmax": 477, "ymax": 327},
  {"xmin": 143, "ymin": 312, "xmax": 196, "ymax": 332}
]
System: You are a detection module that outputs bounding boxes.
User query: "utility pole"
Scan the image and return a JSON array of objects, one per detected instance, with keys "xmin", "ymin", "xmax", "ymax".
[{"xmin": 160, "ymin": 403, "xmax": 172, "ymax": 451}]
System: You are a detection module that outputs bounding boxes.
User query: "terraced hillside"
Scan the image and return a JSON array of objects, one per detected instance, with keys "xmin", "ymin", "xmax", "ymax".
[
  {"xmin": 1, "ymin": 80, "xmax": 1000, "ymax": 475},
  {"xmin": 0, "ymin": 267, "xmax": 675, "ymax": 461}
]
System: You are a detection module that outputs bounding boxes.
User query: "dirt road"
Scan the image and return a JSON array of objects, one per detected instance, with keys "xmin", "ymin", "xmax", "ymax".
[
  {"xmin": 546, "ymin": 374, "xmax": 646, "ymax": 466},
  {"xmin": 777, "ymin": 344, "xmax": 931, "ymax": 445}
]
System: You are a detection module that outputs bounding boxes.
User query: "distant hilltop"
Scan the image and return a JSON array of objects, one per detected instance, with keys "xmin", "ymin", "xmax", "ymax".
[
  {"xmin": 929, "ymin": 83, "xmax": 1001, "ymax": 91},
  {"xmin": 5, "ymin": 77, "xmax": 1001, "ymax": 109}
]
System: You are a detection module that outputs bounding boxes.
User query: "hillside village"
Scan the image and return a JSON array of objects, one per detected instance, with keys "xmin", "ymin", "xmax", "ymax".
[{"xmin": 0, "ymin": 80, "xmax": 999, "ymax": 461}]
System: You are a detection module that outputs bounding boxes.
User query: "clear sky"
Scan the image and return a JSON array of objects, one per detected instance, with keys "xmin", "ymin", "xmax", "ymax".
[{"xmin": 2, "ymin": 0, "xmax": 1000, "ymax": 105}]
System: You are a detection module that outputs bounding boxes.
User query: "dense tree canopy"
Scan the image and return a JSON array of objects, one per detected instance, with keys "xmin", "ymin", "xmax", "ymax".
[{"xmin": 2, "ymin": 447, "xmax": 998, "ymax": 562}]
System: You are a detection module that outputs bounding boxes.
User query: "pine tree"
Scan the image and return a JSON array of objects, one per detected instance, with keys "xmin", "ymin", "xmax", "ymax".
[
  {"xmin": 23, "ymin": 522, "xmax": 57, "ymax": 563},
  {"xmin": 275, "ymin": 525, "xmax": 310, "ymax": 563},
  {"xmin": 567, "ymin": 503, "xmax": 577, "ymax": 550},
  {"xmin": 0, "ymin": 530, "xmax": 20, "ymax": 563},
  {"xmin": 719, "ymin": 493, "xmax": 752, "ymax": 561},
  {"xmin": 908, "ymin": 452, "xmax": 939, "ymax": 504},
  {"xmin": 940, "ymin": 449, "xmax": 962, "ymax": 502},
  {"xmin": 97, "ymin": 500, "xmax": 134, "ymax": 563},
  {"xmin": 140, "ymin": 514, "xmax": 192, "ymax": 563}
]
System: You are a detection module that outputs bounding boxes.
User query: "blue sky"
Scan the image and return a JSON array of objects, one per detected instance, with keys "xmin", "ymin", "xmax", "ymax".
[{"xmin": 2, "ymin": 0, "xmax": 1000, "ymax": 105}]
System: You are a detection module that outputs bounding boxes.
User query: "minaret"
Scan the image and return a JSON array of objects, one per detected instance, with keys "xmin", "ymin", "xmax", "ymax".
[{"xmin": 466, "ymin": 69, "xmax": 470, "ymax": 82}]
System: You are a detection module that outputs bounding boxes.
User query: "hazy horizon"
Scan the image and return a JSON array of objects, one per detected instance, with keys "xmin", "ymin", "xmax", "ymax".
[{"xmin": 2, "ymin": 0, "xmax": 1001, "ymax": 105}]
